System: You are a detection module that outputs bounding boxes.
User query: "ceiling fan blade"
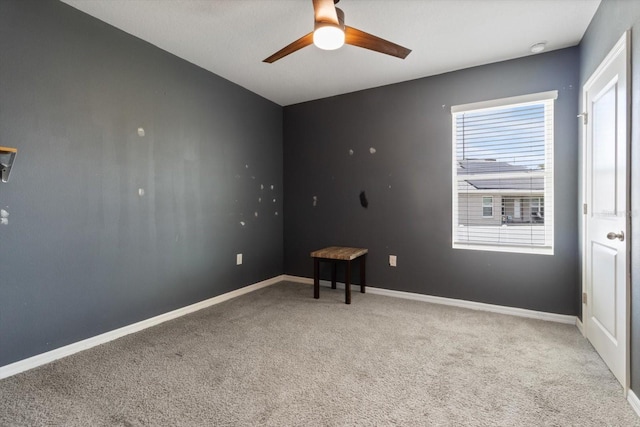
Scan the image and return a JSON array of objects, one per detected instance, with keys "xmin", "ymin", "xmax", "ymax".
[
  {"xmin": 263, "ymin": 32, "xmax": 314, "ymax": 63},
  {"xmin": 345, "ymin": 26, "xmax": 411, "ymax": 59},
  {"xmin": 312, "ymin": 0, "xmax": 339, "ymax": 25}
]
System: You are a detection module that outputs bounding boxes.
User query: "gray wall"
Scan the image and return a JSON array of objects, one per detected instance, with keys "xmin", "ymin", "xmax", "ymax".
[
  {"xmin": 0, "ymin": 0, "xmax": 283, "ymax": 366},
  {"xmin": 283, "ymin": 47, "xmax": 580, "ymax": 315},
  {"xmin": 4, "ymin": 0, "xmax": 628, "ymax": 390},
  {"xmin": 579, "ymin": 0, "xmax": 640, "ymax": 395}
]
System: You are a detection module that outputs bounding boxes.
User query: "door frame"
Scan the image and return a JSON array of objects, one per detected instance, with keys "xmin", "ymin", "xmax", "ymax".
[{"xmin": 580, "ymin": 30, "xmax": 631, "ymax": 393}]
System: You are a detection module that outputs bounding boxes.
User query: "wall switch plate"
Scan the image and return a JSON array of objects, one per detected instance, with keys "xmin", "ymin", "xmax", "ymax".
[
  {"xmin": 389, "ymin": 255, "xmax": 397, "ymax": 267},
  {"xmin": 236, "ymin": 253, "xmax": 243, "ymax": 265}
]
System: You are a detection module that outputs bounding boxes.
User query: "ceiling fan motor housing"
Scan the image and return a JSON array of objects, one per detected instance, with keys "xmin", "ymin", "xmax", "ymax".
[
  {"xmin": 314, "ymin": 7, "xmax": 345, "ymax": 32},
  {"xmin": 313, "ymin": 7, "xmax": 345, "ymax": 50}
]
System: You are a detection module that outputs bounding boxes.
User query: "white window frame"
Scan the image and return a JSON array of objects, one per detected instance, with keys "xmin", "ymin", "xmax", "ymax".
[
  {"xmin": 451, "ymin": 91, "xmax": 556, "ymax": 255},
  {"xmin": 482, "ymin": 196, "xmax": 493, "ymax": 218}
]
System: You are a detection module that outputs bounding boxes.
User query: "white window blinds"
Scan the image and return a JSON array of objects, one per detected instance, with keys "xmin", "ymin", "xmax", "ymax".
[{"xmin": 451, "ymin": 91, "xmax": 556, "ymax": 255}]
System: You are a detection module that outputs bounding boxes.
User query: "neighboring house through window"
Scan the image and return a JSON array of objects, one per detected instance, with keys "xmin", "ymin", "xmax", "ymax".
[
  {"xmin": 451, "ymin": 91, "xmax": 556, "ymax": 255},
  {"xmin": 482, "ymin": 196, "xmax": 493, "ymax": 217},
  {"xmin": 530, "ymin": 197, "xmax": 544, "ymax": 223}
]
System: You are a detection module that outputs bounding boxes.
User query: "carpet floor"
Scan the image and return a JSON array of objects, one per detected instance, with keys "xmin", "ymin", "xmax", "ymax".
[{"xmin": 1, "ymin": 281, "xmax": 638, "ymax": 426}]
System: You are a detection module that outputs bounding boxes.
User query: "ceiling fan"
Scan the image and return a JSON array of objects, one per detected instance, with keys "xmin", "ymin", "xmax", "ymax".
[{"xmin": 263, "ymin": 0, "xmax": 411, "ymax": 63}]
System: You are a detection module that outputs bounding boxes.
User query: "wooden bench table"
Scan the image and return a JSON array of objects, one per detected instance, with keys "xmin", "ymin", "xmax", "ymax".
[{"xmin": 310, "ymin": 246, "xmax": 368, "ymax": 304}]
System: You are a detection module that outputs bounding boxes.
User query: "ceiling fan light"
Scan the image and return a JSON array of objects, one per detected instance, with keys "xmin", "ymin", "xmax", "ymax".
[{"xmin": 313, "ymin": 25, "xmax": 345, "ymax": 50}]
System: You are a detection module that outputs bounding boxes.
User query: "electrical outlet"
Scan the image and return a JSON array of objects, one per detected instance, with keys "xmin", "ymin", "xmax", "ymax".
[
  {"xmin": 389, "ymin": 255, "xmax": 397, "ymax": 267},
  {"xmin": 236, "ymin": 253, "xmax": 243, "ymax": 265}
]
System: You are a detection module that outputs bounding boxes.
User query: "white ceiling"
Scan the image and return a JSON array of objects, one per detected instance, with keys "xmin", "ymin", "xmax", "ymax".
[{"xmin": 60, "ymin": 0, "xmax": 601, "ymax": 106}]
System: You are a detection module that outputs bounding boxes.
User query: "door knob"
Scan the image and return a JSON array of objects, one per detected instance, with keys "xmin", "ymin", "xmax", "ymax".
[{"xmin": 607, "ymin": 231, "xmax": 625, "ymax": 241}]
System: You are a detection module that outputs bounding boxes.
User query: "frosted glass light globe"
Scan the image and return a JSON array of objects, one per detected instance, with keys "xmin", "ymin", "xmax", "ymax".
[{"xmin": 313, "ymin": 26, "xmax": 345, "ymax": 50}]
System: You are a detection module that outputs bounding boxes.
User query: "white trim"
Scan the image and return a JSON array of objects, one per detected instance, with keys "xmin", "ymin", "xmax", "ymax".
[
  {"xmin": 451, "ymin": 90, "xmax": 558, "ymax": 113},
  {"xmin": 0, "ymin": 275, "xmax": 285, "ymax": 380},
  {"xmin": 575, "ymin": 317, "xmax": 585, "ymax": 336},
  {"xmin": 283, "ymin": 274, "xmax": 313, "ymax": 284},
  {"xmin": 628, "ymin": 389, "xmax": 640, "ymax": 418},
  {"xmin": 583, "ymin": 32, "xmax": 629, "ymax": 91},
  {"xmin": 452, "ymin": 242, "xmax": 553, "ymax": 256},
  {"xmin": 284, "ymin": 275, "xmax": 576, "ymax": 324},
  {"xmin": 366, "ymin": 286, "xmax": 575, "ymax": 324}
]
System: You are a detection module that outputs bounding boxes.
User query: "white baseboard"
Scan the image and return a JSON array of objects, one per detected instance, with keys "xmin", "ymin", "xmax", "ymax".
[
  {"xmin": 284, "ymin": 275, "xmax": 577, "ymax": 325},
  {"xmin": 575, "ymin": 317, "xmax": 585, "ymax": 336},
  {"xmin": 0, "ymin": 275, "xmax": 284, "ymax": 380},
  {"xmin": 628, "ymin": 389, "xmax": 640, "ymax": 418},
  {"xmin": 1, "ymin": 275, "xmax": 582, "ymax": 380},
  {"xmin": 283, "ymin": 274, "xmax": 313, "ymax": 285}
]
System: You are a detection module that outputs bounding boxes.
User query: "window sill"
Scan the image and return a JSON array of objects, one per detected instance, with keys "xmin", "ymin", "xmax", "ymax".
[{"xmin": 452, "ymin": 242, "xmax": 554, "ymax": 256}]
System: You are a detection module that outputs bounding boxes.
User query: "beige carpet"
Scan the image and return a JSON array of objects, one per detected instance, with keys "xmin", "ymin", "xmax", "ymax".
[{"xmin": 1, "ymin": 281, "xmax": 638, "ymax": 426}]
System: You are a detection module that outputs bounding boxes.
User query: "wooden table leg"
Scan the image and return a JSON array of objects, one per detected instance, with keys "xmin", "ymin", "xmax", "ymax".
[
  {"xmin": 345, "ymin": 260, "xmax": 351, "ymax": 304},
  {"xmin": 314, "ymin": 258, "xmax": 320, "ymax": 299},
  {"xmin": 360, "ymin": 254, "xmax": 366, "ymax": 294},
  {"xmin": 331, "ymin": 261, "xmax": 337, "ymax": 289}
]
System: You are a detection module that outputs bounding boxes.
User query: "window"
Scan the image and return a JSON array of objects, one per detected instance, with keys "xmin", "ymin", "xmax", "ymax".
[
  {"xmin": 530, "ymin": 197, "xmax": 544, "ymax": 223},
  {"xmin": 451, "ymin": 91, "xmax": 556, "ymax": 255},
  {"xmin": 482, "ymin": 197, "xmax": 493, "ymax": 217}
]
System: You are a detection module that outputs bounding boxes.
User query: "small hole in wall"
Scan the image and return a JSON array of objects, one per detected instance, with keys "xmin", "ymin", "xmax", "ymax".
[{"xmin": 359, "ymin": 191, "xmax": 368, "ymax": 208}]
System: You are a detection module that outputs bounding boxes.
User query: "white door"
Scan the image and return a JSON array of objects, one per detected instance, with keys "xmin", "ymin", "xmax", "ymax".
[{"xmin": 583, "ymin": 32, "xmax": 629, "ymax": 390}]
